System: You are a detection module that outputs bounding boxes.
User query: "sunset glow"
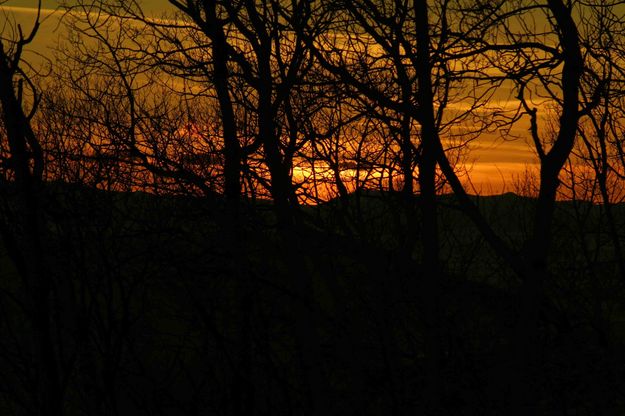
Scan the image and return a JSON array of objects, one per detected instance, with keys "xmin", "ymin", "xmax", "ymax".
[{"xmin": 0, "ymin": 2, "xmax": 560, "ymax": 201}]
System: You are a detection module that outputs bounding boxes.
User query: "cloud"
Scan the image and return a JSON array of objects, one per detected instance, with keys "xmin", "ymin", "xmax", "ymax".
[{"xmin": 0, "ymin": 5, "xmax": 58, "ymax": 16}]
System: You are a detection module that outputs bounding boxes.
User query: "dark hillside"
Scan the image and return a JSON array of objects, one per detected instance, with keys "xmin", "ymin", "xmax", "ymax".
[{"xmin": 1, "ymin": 184, "xmax": 622, "ymax": 415}]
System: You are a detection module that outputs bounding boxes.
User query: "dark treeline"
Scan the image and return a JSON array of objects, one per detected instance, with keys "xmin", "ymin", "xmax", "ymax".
[{"xmin": 1, "ymin": 0, "xmax": 625, "ymax": 414}]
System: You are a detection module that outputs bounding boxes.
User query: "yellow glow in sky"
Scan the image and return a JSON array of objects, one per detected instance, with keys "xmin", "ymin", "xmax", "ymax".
[{"xmin": 0, "ymin": 2, "xmax": 550, "ymax": 197}]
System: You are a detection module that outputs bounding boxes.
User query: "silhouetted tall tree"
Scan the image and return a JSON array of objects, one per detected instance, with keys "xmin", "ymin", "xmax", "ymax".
[{"xmin": 0, "ymin": 3, "xmax": 62, "ymax": 415}]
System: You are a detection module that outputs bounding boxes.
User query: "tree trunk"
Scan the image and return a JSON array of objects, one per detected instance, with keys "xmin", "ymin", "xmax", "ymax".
[{"xmin": 414, "ymin": 1, "xmax": 443, "ymax": 412}]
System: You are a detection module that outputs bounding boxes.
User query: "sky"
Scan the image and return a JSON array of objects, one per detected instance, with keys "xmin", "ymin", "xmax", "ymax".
[
  {"xmin": 1, "ymin": 2, "xmax": 62, "ymax": 56},
  {"xmin": 0, "ymin": 0, "xmax": 541, "ymax": 195},
  {"xmin": 1, "ymin": 0, "xmax": 173, "ymax": 13}
]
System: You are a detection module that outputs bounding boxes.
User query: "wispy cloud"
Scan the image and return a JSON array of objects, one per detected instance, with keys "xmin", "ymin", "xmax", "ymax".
[{"xmin": 0, "ymin": 5, "xmax": 58, "ymax": 16}]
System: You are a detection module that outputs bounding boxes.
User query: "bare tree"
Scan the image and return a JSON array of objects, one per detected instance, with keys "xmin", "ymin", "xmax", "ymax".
[
  {"xmin": 0, "ymin": 2, "xmax": 63, "ymax": 415},
  {"xmin": 1, "ymin": 0, "xmax": 623, "ymax": 414}
]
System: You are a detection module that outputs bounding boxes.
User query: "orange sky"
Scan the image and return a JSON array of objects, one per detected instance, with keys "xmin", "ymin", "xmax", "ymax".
[{"xmin": 2, "ymin": 3, "xmax": 543, "ymax": 196}]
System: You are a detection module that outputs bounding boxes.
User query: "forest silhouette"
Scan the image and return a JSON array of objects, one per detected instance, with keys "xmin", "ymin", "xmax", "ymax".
[{"xmin": 1, "ymin": 0, "xmax": 625, "ymax": 415}]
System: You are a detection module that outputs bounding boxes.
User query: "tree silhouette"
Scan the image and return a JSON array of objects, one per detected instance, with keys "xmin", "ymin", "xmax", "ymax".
[
  {"xmin": 1, "ymin": 0, "xmax": 625, "ymax": 414},
  {"xmin": 0, "ymin": 3, "xmax": 65, "ymax": 416}
]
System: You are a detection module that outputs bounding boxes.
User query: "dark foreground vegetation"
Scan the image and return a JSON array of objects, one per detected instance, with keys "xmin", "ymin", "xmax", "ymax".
[
  {"xmin": 2, "ymin": 0, "xmax": 625, "ymax": 414},
  {"xmin": 1, "ymin": 184, "xmax": 624, "ymax": 415}
]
